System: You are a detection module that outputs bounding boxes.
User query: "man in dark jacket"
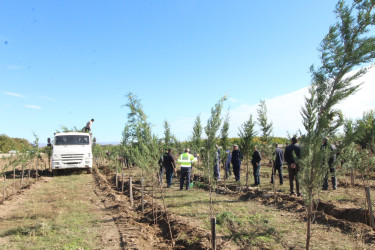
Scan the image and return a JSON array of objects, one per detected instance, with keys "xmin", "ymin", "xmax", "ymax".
[
  {"xmin": 231, "ymin": 145, "xmax": 243, "ymax": 182},
  {"xmin": 251, "ymin": 146, "xmax": 262, "ymax": 186},
  {"xmin": 322, "ymin": 138, "xmax": 337, "ymax": 190},
  {"xmin": 284, "ymin": 137, "xmax": 301, "ymax": 196},
  {"xmin": 271, "ymin": 143, "xmax": 284, "ymax": 185},
  {"xmin": 162, "ymin": 149, "xmax": 176, "ymax": 188}
]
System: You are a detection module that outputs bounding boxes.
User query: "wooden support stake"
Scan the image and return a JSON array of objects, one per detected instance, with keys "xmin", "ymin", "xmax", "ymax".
[
  {"xmin": 129, "ymin": 176, "xmax": 133, "ymax": 207},
  {"xmin": 36, "ymin": 158, "xmax": 39, "ymax": 180},
  {"xmin": 121, "ymin": 165, "xmax": 124, "ymax": 192},
  {"xmin": 272, "ymin": 161, "xmax": 277, "ymax": 205},
  {"xmin": 211, "ymin": 217, "xmax": 216, "ymax": 250},
  {"xmin": 13, "ymin": 167, "xmax": 16, "ymax": 189},
  {"xmin": 115, "ymin": 172, "xmax": 118, "ymax": 189},
  {"xmin": 21, "ymin": 166, "xmax": 24, "ymax": 187},
  {"xmin": 141, "ymin": 177, "xmax": 144, "ymax": 214},
  {"xmin": 3, "ymin": 174, "xmax": 6, "ymax": 198},
  {"xmin": 351, "ymin": 169, "xmax": 354, "ymax": 186},
  {"xmin": 365, "ymin": 187, "xmax": 375, "ymax": 229},
  {"xmin": 28, "ymin": 165, "xmax": 31, "ymax": 181}
]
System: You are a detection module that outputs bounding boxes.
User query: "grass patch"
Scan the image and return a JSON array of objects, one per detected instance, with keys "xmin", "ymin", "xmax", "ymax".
[{"xmin": 0, "ymin": 175, "xmax": 103, "ymax": 249}]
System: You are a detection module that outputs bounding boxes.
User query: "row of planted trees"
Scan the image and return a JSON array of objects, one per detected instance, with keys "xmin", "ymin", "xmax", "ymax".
[
  {"xmin": 0, "ymin": 134, "xmax": 50, "ymax": 200},
  {"xmin": 91, "ymin": 1, "xmax": 375, "ymax": 249}
]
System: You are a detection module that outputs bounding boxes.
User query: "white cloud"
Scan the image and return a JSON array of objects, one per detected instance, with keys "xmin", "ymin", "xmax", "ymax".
[
  {"xmin": 4, "ymin": 91, "xmax": 25, "ymax": 97},
  {"xmin": 6, "ymin": 65, "xmax": 23, "ymax": 70},
  {"xmin": 24, "ymin": 105, "xmax": 42, "ymax": 109},
  {"xmin": 39, "ymin": 96, "xmax": 55, "ymax": 101},
  {"xmin": 227, "ymin": 65, "xmax": 375, "ymax": 138},
  {"xmin": 170, "ymin": 65, "xmax": 375, "ymax": 140},
  {"xmin": 228, "ymin": 97, "xmax": 240, "ymax": 103}
]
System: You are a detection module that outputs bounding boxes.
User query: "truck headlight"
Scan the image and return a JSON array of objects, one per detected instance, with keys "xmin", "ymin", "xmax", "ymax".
[{"xmin": 53, "ymin": 154, "xmax": 58, "ymax": 158}]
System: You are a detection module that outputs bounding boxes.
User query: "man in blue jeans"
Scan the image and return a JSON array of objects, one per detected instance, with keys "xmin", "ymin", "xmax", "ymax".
[{"xmin": 251, "ymin": 146, "xmax": 261, "ymax": 186}]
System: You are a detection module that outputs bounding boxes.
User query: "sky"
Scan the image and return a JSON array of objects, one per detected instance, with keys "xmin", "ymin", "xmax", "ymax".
[{"xmin": 0, "ymin": 0, "xmax": 374, "ymax": 145}]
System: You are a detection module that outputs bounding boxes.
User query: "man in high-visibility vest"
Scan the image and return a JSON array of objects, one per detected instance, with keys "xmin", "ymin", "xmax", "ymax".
[{"xmin": 177, "ymin": 148, "xmax": 196, "ymax": 190}]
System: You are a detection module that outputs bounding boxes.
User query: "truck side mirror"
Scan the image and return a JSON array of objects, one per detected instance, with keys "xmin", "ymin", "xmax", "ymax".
[{"xmin": 47, "ymin": 138, "xmax": 52, "ymax": 147}]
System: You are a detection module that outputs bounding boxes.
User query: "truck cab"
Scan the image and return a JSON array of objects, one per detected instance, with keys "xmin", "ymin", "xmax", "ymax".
[{"xmin": 51, "ymin": 132, "xmax": 93, "ymax": 173}]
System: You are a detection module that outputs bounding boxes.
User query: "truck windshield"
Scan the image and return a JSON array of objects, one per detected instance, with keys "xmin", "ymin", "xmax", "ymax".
[{"xmin": 55, "ymin": 135, "xmax": 90, "ymax": 146}]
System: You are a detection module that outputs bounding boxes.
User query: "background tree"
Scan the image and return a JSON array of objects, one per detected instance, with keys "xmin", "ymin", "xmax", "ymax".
[
  {"xmin": 220, "ymin": 112, "xmax": 230, "ymax": 185},
  {"xmin": 163, "ymin": 120, "xmax": 172, "ymax": 150},
  {"xmin": 203, "ymin": 95, "xmax": 226, "ymax": 218},
  {"xmin": 257, "ymin": 100, "xmax": 274, "ymax": 165},
  {"xmin": 298, "ymin": 1, "xmax": 375, "ymax": 248},
  {"xmin": 354, "ymin": 110, "xmax": 375, "ymax": 151},
  {"xmin": 238, "ymin": 114, "xmax": 257, "ymax": 188}
]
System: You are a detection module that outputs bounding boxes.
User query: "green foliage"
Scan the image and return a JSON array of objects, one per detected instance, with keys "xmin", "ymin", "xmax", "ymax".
[
  {"xmin": 56, "ymin": 125, "xmax": 81, "ymax": 133},
  {"xmin": 257, "ymin": 100, "xmax": 274, "ymax": 162},
  {"xmin": 257, "ymin": 100, "xmax": 273, "ymax": 144},
  {"xmin": 0, "ymin": 134, "xmax": 32, "ymax": 153},
  {"xmin": 299, "ymin": 0, "xmax": 375, "ymax": 208},
  {"xmin": 190, "ymin": 115, "xmax": 203, "ymax": 153},
  {"xmin": 238, "ymin": 115, "xmax": 257, "ymax": 158},
  {"xmin": 204, "ymin": 95, "xmax": 227, "ymax": 171},
  {"xmin": 354, "ymin": 110, "xmax": 375, "ymax": 151},
  {"xmin": 122, "ymin": 93, "xmax": 160, "ymax": 173},
  {"xmin": 220, "ymin": 112, "xmax": 230, "ymax": 151},
  {"xmin": 163, "ymin": 120, "xmax": 172, "ymax": 150}
]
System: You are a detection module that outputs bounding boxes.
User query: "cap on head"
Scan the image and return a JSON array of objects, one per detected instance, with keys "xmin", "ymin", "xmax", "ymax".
[
  {"xmin": 91, "ymin": 119, "xmax": 95, "ymax": 122},
  {"xmin": 184, "ymin": 148, "xmax": 190, "ymax": 153}
]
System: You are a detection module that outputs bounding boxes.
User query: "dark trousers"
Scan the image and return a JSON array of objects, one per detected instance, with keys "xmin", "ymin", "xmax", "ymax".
[
  {"xmin": 159, "ymin": 166, "xmax": 164, "ymax": 185},
  {"xmin": 323, "ymin": 167, "xmax": 337, "ymax": 190},
  {"xmin": 288, "ymin": 165, "xmax": 300, "ymax": 194},
  {"xmin": 253, "ymin": 163, "xmax": 261, "ymax": 185},
  {"xmin": 225, "ymin": 162, "xmax": 232, "ymax": 179},
  {"xmin": 166, "ymin": 167, "xmax": 173, "ymax": 187},
  {"xmin": 271, "ymin": 164, "xmax": 283, "ymax": 185},
  {"xmin": 233, "ymin": 164, "xmax": 241, "ymax": 181},
  {"xmin": 180, "ymin": 167, "xmax": 191, "ymax": 190},
  {"xmin": 213, "ymin": 163, "xmax": 221, "ymax": 180}
]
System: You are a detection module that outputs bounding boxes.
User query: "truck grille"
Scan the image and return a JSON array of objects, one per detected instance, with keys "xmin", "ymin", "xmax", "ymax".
[{"xmin": 61, "ymin": 154, "xmax": 84, "ymax": 164}]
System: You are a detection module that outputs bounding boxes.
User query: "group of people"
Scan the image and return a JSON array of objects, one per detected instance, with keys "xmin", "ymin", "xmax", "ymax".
[
  {"xmin": 159, "ymin": 136, "xmax": 338, "ymax": 195},
  {"xmin": 158, "ymin": 148, "xmax": 196, "ymax": 190}
]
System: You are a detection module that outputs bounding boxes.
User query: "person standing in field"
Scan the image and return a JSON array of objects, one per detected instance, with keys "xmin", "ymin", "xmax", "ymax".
[
  {"xmin": 321, "ymin": 138, "xmax": 337, "ymax": 190},
  {"xmin": 224, "ymin": 149, "xmax": 232, "ymax": 179},
  {"xmin": 213, "ymin": 144, "xmax": 221, "ymax": 181},
  {"xmin": 177, "ymin": 148, "xmax": 196, "ymax": 190},
  {"xmin": 284, "ymin": 137, "xmax": 301, "ymax": 196},
  {"xmin": 271, "ymin": 143, "xmax": 284, "ymax": 185},
  {"xmin": 251, "ymin": 146, "xmax": 262, "ymax": 186},
  {"xmin": 231, "ymin": 145, "xmax": 243, "ymax": 182},
  {"xmin": 84, "ymin": 119, "xmax": 94, "ymax": 132},
  {"xmin": 162, "ymin": 149, "xmax": 176, "ymax": 188}
]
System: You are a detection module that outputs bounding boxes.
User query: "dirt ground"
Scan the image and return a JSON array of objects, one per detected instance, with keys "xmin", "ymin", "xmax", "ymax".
[
  {"xmin": 99, "ymin": 163, "xmax": 375, "ymax": 249},
  {"xmin": 1, "ymin": 159, "xmax": 375, "ymax": 249}
]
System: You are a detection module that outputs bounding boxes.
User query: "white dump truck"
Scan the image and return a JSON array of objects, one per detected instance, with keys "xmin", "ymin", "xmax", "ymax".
[{"xmin": 50, "ymin": 132, "xmax": 93, "ymax": 173}]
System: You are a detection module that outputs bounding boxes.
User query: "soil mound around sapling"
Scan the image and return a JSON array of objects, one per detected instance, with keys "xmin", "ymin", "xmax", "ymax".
[{"xmin": 94, "ymin": 166, "xmax": 217, "ymax": 249}]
